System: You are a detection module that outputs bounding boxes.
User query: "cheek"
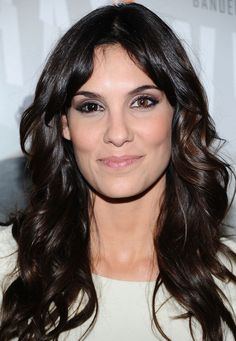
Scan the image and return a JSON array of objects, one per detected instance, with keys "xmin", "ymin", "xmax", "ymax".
[
  {"xmin": 68, "ymin": 128, "xmax": 97, "ymax": 175},
  {"xmin": 141, "ymin": 115, "xmax": 172, "ymax": 148},
  {"xmin": 69, "ymin": 123, "xmax": 98, "ymax": 154}
]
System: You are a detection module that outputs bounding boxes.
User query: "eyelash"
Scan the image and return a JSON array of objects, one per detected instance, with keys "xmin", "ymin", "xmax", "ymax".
[
  {"xmin": 75, "ymin": 95, "xmax": 159, "ymax": 114},
  {"xmin": 131, "ymin": 95, "xmax": 159, "ymax": 109},
  {"xmin": 76, "ymin": 102, "xmax": 104, "ymax": 113}
]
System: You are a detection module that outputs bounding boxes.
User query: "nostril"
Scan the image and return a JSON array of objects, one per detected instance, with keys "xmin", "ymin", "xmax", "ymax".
[{"xmin": 103, "ymin": 124, "xmax": 134, "ymax": 146}]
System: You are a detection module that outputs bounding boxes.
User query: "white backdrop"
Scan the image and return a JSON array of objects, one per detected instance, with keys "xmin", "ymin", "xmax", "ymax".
[{"xmin": 0, "ymin": 0, "xmax": 236, "ymax": 223}]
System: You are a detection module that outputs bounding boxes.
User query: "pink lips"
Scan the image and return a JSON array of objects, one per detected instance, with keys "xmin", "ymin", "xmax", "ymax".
[{"xmin": 98, "ymin": 155, "xmax": 143, "ymax": 169}]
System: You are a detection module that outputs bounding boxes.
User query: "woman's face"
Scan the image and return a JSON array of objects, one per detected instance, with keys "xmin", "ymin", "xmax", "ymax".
[{"xmin": 63, "ymin": 45, "xmax": 174, "ymax": 199}]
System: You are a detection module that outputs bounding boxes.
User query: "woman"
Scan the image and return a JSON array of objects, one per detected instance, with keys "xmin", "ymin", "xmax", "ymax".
[{"xmin": 0, "ymin": 2, "xmax": 235, "ymax": 340}]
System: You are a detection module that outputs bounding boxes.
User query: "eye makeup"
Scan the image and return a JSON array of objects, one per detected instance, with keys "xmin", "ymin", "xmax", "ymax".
[
  {"xmin": 75, "ymin": 101, "xmax": 105, "ymax": 114},
  {"xmin": 72, "ymin": 85, "xmax": 162, "ymax": 115},
  {"xmin": 130, "ymin": 95, "xmax": 159, "ymax": 109}
]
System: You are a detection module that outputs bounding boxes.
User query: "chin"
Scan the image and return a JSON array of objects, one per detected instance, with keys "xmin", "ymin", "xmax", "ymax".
[{"xmin": 94, "ymin": 183, "xmax": 150, "ymax": 201}]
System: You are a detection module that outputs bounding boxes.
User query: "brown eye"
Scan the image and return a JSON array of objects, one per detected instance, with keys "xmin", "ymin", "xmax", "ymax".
[
  {"xmin": 76, "ymin": 102, "xmax": 104, "ymax": 113},
  {"xmin": 131, "ymin": 96, "xmax": 158, "ymax": 109},
  {"xmin": 137, "ymin": 98, "xmax": 151, "ymax": 107}
]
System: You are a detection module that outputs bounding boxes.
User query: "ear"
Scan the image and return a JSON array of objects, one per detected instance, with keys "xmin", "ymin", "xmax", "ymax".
[{"xmin": 61, "ymin": 115, "xmax": 71, "ymax": 140}]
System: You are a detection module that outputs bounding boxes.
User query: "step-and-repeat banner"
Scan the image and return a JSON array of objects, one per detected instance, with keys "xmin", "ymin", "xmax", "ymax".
[{"xmin": 0, "ymin": 0, "xmax": 236, "ymax": 223}]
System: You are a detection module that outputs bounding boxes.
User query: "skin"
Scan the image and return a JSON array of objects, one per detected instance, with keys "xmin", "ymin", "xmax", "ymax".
[{"xmin": 62, "ymin": 45, "xmax": 174, "ymax": 281}]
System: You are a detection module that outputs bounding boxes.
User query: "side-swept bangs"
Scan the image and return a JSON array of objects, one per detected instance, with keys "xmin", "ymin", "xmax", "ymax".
[{"xmin": 42, "ymin": 3, "xmax": 188, "ymax": 124}]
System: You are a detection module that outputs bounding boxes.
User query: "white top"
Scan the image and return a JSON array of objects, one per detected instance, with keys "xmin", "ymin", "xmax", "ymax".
[{"xmin": 0, "ymin": 226, "xmax": 235, "ymax": 340}]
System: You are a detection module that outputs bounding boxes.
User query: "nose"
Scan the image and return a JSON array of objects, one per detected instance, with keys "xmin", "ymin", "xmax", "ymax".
[{"xmin": 103, "ymin": 110, "xmax": 134, "ymax": 147}]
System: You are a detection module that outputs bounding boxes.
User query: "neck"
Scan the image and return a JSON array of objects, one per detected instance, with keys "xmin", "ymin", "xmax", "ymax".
[{"xmin": 89, "ymin": 177, "xmax": 165, "ymax": 280}]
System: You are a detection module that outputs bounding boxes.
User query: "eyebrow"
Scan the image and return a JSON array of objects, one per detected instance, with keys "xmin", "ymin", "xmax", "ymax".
[{"xmin": 75, "ymin": 85, "xmax": 160, "ymax": 99}]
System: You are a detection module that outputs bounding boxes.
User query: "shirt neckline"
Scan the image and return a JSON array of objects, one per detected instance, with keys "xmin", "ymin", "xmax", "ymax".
[{"xmin": 92, "ymin": 272, "xmax": 157, "ymax": 284}]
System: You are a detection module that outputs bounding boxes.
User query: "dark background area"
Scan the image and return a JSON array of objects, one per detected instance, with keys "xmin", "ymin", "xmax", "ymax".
[{"xmin": 0, "ymin": 156, "xmax": 29, "ymax": 223}]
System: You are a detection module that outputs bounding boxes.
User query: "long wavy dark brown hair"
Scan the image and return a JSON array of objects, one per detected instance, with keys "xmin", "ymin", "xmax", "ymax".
[{"xmin": 0, "ymin": 3, "xmax": 236, "ymax": 340}]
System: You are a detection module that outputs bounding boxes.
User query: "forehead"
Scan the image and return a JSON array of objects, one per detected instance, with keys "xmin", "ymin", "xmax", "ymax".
[
  {"xmin": 78, "ymin": 44, "xmax": 155, "ymax": 92},
  {"xmin": 93, "ymin": 44, "xmax": 135, "ymax": 68}
]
